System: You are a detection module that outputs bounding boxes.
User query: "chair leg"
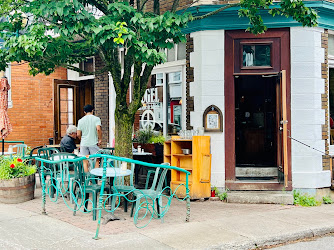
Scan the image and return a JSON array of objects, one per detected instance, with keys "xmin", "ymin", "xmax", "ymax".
[
  {"xmin": 73, "ymin": 183, "xmax": 79, "ymax": 216},
  {"xmin": 93, "ymin": 192, "xmax": 97, "ymax": 221},
  {"xmin": 124, "ymin": 196, "xmax": 128, "ymax": 212},
  {"xmin": 69, "ymin": 179, "xmax": 74, "ymax": 204},
  {"xmin": 84, "ymin": 193, "xmax": 89, "ymax": 212},
  {"xmin": 130, "ymin": 195, "xmax": 137, "ymax": 217}
]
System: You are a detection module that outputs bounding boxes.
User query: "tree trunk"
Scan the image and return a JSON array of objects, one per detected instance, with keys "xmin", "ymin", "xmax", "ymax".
[{"xmin": 114, "ymin": 112, "xmax": 133, "ymax": 159}]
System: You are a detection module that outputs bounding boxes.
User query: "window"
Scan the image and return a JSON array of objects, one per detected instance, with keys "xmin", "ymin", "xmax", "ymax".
[
  {"xmin": 166, "ymin": 42, "xmax": 186, "ymax": 62},
  {"xmin": 139, "ymin": 70, "xmax": 183, "ymax": 136},
  {"xmin": 242, "ymin": 44, "xmax": 271, "ymax": 67},
  {"xmin": 79, "ymin": 57, "xmax": 94, "ymax": 76},
  {"xmin": 234, "ymin": 39, "xmax": 279, "ymax": 73},
  {"xmin": 329, "ymin": 34, "xmax": 334, "ymax": 57},
  {"xmin": 169, "ymin": 72, "xmax": 181, "ymax": 83}
]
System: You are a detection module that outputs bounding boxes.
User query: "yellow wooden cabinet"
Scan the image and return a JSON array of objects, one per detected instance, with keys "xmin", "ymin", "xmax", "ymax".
[{"xmin": 164, "ymin": 136, "xmax": 211, "ymax": 199}]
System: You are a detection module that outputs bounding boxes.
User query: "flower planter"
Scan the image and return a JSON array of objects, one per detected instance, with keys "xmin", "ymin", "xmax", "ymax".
[{"xmin": 0, "ymin": 174, "xmax": 35, "ymax": 204}]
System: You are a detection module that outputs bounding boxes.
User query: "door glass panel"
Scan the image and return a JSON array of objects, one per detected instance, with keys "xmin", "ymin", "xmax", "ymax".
[
  {"xmin": 242, "ymin": 45, "xmax": 271, "ymax": 67},
  {"xmin": 59, "ymin": 87, "xmax": 75, "ymax": 137}
]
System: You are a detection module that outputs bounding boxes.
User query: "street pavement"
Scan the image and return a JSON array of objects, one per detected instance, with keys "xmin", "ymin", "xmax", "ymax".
[
  {"xmin": 273, "ymin": 235, "xmax": 334, "ymax": 249},
  {"xmin": 1, "ymin": 187, "xmax": 334, "ymax": 250}
]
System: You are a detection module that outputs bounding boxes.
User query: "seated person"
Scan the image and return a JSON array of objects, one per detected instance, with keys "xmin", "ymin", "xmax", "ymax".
[{"xmin": 60, "ymin": 125, "xmax": 77, "ymax": 153}]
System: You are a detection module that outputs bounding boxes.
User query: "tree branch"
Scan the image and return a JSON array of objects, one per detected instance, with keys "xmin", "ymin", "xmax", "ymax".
[
  {"xmin": 171, "ymin": 0, "xmax": 180, "ymax": 13},
  {"xmin": 193, "ymin": 3, "xmax": 239, "ymax": 20}
]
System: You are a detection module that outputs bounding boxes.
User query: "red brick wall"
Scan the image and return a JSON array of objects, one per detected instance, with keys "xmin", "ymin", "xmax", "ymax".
[{"xmin": 5, "ymin": 64, "xmax": 67, "ymax": 149}]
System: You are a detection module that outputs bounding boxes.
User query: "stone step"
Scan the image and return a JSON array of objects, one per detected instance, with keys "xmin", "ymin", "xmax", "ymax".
[
  {"xmin": 227, "ymin": 191, "xmax": 294, "ymax": 205},
  {"xmin": 235, "ymin": 167, "xmax": 278, "ymax": 178}
]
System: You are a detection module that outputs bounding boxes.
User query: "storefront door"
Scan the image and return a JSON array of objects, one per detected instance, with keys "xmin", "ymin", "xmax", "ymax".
[{"xmin": 225, "ymin": 29, "xmax": 291, "ymax": 190}]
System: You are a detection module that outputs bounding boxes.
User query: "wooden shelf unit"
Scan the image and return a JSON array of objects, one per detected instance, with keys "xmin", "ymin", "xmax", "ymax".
[{"xmin": 164, "ymin": 136, "xmax": 211, "ymax": 199}]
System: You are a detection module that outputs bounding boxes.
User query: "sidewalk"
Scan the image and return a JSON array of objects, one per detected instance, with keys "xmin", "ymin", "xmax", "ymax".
[{"xmin": 1, "ymin": 187, "xmax": 334, "ymax": 250}]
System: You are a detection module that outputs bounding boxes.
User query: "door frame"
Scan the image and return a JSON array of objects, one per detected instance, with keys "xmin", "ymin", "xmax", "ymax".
[
  {"xmin": 53, "ymin": 79, "xmax": 94, "ymax": 144},
  {"xmin": 224, "ymin": 29, "xmax": 292, "ymax": 190}
]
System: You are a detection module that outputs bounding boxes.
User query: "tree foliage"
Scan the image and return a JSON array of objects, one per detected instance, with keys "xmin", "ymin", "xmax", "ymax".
[{"xmin": 0, "ymin": 0, "xmax": 318, "ymax": 157}]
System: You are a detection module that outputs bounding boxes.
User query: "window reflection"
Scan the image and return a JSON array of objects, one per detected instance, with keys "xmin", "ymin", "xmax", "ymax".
[{"xmin": 243, "ymin": 45, "xmax": 271, "ymax": 67}]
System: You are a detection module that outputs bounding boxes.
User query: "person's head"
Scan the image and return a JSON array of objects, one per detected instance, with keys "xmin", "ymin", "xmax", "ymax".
[
  {"xmin": 83, "ymin": 104, "xmax": 94, "ymax": 114},
  {"xmin": 66, "ymin": 125, "xmax": 77, "ymax": 139}
]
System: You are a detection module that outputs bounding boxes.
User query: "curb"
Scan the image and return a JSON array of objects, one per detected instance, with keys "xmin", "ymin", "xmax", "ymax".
[{"xmin": 210, "ymin": 226, "xmax": 334, "ymax": 250}]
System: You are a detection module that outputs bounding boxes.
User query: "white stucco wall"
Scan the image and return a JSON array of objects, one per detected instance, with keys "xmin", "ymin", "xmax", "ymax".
[
  {"xmin": 290, "ymin": 27, "xmax": 331, "ymax": 189},
  {"xmin": 189, "ymin": 30, "xmax": 225, "ymax": 188}
]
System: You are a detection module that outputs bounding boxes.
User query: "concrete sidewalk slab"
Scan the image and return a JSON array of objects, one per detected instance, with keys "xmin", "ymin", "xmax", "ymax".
[{"xmin": 1, "ymin": 187, "xmax": 334, "ymax": 249}]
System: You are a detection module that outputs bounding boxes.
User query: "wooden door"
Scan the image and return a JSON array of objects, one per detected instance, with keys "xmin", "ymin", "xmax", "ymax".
[
  {"xmin": 53, "ymin": 79, "xmax": 94, "ymax": 144},
  {"xmin": 277, "ymin": 70, "xmax": 288, "ymax": 187}
]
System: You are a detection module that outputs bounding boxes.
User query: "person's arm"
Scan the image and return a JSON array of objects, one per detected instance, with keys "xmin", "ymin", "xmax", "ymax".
[
  {"xmin": 96, "ymin": 125, "xmax": 102, "ymax": 146},
  {"xmin": 77, "ymin": 130, "xmax": 82, "ymax": 140}
]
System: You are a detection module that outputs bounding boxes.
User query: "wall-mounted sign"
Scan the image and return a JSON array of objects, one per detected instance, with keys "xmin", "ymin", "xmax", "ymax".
[{"xmin": 203, "ymin": 105, "xmax": 223, "ymax": 132}]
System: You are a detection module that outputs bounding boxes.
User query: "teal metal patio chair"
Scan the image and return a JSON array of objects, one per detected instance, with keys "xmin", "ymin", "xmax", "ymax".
[
  {"xmin": 37, "ymin": 147, "xmax": 60, "ymax": 196},
  {"xmin": 72, "ymin": 159, "xmax": 110, "ymax": 221},
  {"xmin": 110, "ymin": 161, "xmax": 136, "ymax": 213},
  {"xmin": 50, "ymin": 152, "xmax": 78, "ymax": 203},
  {"xmin": 130, "ymin": 163, "xmax": 169, "ymax": 219},
  {"xmin": 12, "ymin": 144, "xmax": 28, "ymax": 158}
]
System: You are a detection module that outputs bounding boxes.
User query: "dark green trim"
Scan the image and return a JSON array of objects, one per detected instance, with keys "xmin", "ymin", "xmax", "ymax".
[{"xmin": 183, "ymin": 1, "xmax": 334, "ymax": 33}]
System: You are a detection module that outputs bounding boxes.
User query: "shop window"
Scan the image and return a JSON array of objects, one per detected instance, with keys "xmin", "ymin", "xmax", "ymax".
[{"xmin": 138, "ymin": 70, "xmax": 183, "ymax": 136}]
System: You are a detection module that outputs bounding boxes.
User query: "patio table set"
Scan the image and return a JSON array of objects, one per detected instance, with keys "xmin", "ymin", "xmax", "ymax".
[{"xmin": 31, "ymin": 148, "xmax": 191, "ymax": 239}]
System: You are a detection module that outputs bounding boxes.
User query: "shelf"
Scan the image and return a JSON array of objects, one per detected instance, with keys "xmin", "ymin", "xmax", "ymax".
[
  {"xmin": 171, "ymin": 180, "xmax": 192, "ymax": 186},
  {"xmin": 165, "ymin": 141, "xmax": 171, "ymax": 144},
  {"xmin": 173, "ymin": 139, "xmax": 192, "ymax": 142},
  {"xmin": 173, "ymin": 154, "xmax": 192, "ymax": 157},
  {"xmin": 164, "ymin": 154, "xmax": 171, "ymax": 157}
]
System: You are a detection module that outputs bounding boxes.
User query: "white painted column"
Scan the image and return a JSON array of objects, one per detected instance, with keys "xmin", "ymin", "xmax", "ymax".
[
  {"xmin": 290, "ymin": 27, "xmax": 331, "ymax": 189},
  {"xmin": 109, "ymin": 73, "xmax": 116, "ymax": 146},
  {"xmin": 189, "ymin": 30, "xmax": 225, "ymax": 188}
]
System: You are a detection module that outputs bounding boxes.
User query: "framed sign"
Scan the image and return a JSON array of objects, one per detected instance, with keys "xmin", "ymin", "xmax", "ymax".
[{"xmin": 203, "ymin": 105, "xmax": 223, "ymax": 132}]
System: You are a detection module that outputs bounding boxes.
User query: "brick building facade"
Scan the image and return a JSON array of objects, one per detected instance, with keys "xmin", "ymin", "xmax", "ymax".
[{"xmin": 6, "ymin": 64, "xmax": 67, "ymax": 149}]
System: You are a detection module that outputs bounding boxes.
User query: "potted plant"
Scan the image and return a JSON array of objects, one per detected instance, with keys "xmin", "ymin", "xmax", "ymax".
[
  {"xmin": 133, "ymin": 129, "xmax": 155, "ymax": 154},
  {"xmin": 0, "ymin": 157, "xmax": 37, "ymax": 204}
]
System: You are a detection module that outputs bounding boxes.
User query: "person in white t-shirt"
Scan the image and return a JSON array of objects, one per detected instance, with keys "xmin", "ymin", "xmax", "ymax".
[{"xmin": 77, "ymin": 104, "xmax": 102, "ymax": 172}]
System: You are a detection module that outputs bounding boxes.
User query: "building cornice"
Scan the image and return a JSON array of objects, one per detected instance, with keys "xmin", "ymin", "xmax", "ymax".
[{"xmin": 182, "ymin": 1, "xmax": 334, "ymax": 33}]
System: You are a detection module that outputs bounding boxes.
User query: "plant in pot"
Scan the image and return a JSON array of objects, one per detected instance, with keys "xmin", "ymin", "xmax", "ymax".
[
  {"xmin": 133, "ymin": 129, "xmax": 155, "ymax": 154},
  {"xmin": 0, "ymin": 157, "xmax": 37, "ymax": 204}
]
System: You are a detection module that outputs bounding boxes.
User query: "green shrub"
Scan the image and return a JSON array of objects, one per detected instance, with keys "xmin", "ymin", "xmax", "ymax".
[
  {"xmin": 0, "ymin": 156, "xmax": 36, "ymax": 180},
  {"xmin": 323, "ymin": 195, "xmax": 333, "ymax": 204},
  {"xmin": 213, "ymin": 186, "xmax": 228, "ymax": 201},
  {"xmin": 148, "ymin": 135, "xmax": 165, "ymax": 144},
  {"xmin": 293, "ymin": 190, "xmax": 321, "ymax": 207},
  {"xmin": 133, "ymin": 129, "xmax": 154, "ymax": 144}
]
